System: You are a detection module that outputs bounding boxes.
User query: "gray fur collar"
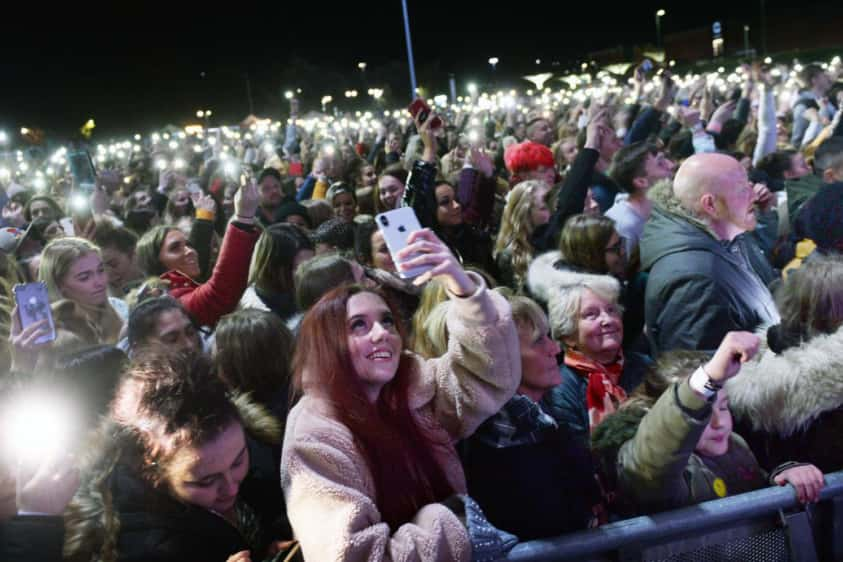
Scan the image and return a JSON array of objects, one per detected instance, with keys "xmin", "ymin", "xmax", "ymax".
[
  {"xmin": 526, "ymin": 251, "xmax": 620, "ymax": 304},
  {"xmin": 726, "ymin": 326, "xmax": 843, "ymax": 436}
]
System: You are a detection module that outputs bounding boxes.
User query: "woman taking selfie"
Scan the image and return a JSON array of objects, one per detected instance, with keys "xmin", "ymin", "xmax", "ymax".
[
  {"xmin": 282, "ymin": 228, "xmax": 520, "ymax": 561},
  {"xmin": 20, "ymin": 238, "xmax": 128, "ymax": 353}
]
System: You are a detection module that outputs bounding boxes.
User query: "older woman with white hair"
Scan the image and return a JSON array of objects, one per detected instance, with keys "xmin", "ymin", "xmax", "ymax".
[{"xmin": 528, "ymin": 250, "xmax": 651, "ymax": 444}]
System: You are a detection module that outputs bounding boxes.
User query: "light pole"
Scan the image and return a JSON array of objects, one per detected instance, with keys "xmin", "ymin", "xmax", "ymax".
[
  {"xmin": 743, "ymin": 25, "xmax": 750, "ymax": 55},
  {"xmin": 400, "ymin": 0, "xmax": 418, "ymax": 100},
  {"xmin": 656, "ymin": 9, "xmax": 666, "ymax": 49}
]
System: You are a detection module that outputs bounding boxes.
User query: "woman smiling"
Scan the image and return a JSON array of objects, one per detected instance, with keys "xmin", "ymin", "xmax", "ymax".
[{"xmin": 282, "ymin": 228, "xmax": 520, "ymax": 561}]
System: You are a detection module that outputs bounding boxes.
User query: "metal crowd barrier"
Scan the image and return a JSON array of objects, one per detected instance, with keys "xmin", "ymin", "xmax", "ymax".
[{"xmin": 505, "ymin": 470, "xmax": 843, "ymax": 562}]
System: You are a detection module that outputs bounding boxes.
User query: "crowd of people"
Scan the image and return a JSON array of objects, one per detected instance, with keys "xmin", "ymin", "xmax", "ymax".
[{"xmin": 2, "ymin": 53, "xmax": 843, "ymax": 561}]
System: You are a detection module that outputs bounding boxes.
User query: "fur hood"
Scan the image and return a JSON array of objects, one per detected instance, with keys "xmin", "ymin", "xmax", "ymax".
[
  {"xmin": 526, "ymin": 251, "xmax": 620, "ymax": 305},
  {"xmin": 238, "ymin": 285, "xmax": 271, "ymax": 313},
  {"xmin": 232, "ymin": 392, "xmax": 283, "ymax": 444},
  {"xmin": 726, "ymin": 325, "xmax": 843, "ymax": 437}
]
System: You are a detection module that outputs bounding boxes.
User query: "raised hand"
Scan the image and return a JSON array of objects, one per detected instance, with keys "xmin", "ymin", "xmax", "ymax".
[
  {"xmin": 233, "ymin": 178, "xmax": 259, "ymax": 222},
  {"xmin": 703, "ymin": 331, "xmax": 760, "ymax": 382},
  {"xmin": 396, "ymin": 228, "xmax": 476, "ymax": 296},
  {"xmin": 9, "ymin": 305, "xmax": 53, "ymax": 372}
]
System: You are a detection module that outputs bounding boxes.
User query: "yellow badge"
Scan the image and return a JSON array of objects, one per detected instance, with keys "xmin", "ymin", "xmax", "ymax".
[{"xmin": 713, "ymin": 478, "xmax": 728, "ymax": 498}]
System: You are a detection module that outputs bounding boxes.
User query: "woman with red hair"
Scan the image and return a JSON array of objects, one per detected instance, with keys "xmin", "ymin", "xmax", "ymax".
[{"xmin": 281, "ymin": 228, "xmax": 521, "ymax": 561}]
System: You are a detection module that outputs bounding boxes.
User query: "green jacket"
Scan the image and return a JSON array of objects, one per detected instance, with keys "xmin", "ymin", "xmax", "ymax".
[{"xmin": 610, "ymin": 381, "xmax": 767, "ymax": 515}]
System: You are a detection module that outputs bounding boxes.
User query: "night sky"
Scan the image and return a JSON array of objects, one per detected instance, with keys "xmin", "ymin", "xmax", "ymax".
[{"xmin": 1, "ymin": 1, "xmax": 839, "ymax": 139}]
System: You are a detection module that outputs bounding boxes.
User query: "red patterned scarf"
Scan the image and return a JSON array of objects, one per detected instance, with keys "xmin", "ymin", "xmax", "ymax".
[{"xmin": 564, "ymin": 349, "xmax": 626, "ymax": 432}]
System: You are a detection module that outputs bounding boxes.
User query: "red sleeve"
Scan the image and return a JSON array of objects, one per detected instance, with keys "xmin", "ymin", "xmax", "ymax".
[{"xmin": 177, "ymin": 222, "xmax": 260, "ymax": 327}]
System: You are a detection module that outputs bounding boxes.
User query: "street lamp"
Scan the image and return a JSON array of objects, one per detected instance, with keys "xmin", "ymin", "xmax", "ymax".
[
  {"xmin": 656, "ymin": 9, "xmax": 666, "ymax": 49},
  {"xmin": 358, "ymin": 62, "xmax": 367, "ymax": 71},
  {"xmin": 743, "ymin": 25, "xmax": 751, "ymax": 54},
  {"xmin": 488, "ymin": 57, "xmax": 499, "ymax": 71}
]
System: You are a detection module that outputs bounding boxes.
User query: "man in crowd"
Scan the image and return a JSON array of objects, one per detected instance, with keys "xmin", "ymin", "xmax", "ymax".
[
  {"xmin": 640, "ymin": 153, "xmax": 780, "ymax": 354},
  {"xmin": 606, "ymin": 141, "xmax": 676, "ymax": 255}
]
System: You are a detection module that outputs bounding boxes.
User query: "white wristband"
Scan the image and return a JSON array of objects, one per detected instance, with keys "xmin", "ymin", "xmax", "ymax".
[{"xmin": 689, "ymin": 366, "xmax": 720, "ymax": 401}]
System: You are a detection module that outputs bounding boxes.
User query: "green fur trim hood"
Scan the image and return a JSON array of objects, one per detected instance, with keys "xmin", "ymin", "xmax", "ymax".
[{"xmin": 232, "ymin": 392, "xmax": 283, "ymax": 444}]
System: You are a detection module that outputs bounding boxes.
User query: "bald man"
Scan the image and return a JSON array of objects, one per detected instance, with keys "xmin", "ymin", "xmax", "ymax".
[{"xmin": 640, "ymin": 153, "xmax": 780, "ymax": 354}]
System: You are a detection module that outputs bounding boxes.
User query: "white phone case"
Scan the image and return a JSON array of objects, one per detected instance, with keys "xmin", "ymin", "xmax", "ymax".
[{"xmin": 375, "ymin": 207, "xmax": 432, "ymax": 279}]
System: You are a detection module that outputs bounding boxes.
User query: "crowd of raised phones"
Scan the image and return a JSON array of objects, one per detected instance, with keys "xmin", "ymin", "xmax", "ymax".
[{"xmin": 1, "ymin": 56, "xmax": 843, "ymax": 561}]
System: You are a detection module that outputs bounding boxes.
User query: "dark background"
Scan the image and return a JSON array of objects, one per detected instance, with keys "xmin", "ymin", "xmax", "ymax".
[{"xmin": 1, "ymin": 1, "xmax": 841, "ymax": 139}]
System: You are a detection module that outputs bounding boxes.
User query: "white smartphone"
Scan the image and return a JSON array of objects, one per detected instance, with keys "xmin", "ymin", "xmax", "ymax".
[
  {"xmin": 13, "ymin": 282, "xmax": 56, "ymax": 345},
  {"xmin": 375, "ymin": 207, "xmax": 432, "ymax": 279}
]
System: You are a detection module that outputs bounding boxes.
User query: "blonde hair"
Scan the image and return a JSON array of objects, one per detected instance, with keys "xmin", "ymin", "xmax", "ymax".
[
  {"xmin": 39, "ymin": 237, "xmax": 102, "ymax": 301},
  {"xmin": 494, "ymin": 180, "xmax": 549, "ymax": 288},
  {"xmin": 509, "ymin": 295, "xmax": 549, "ymax": 341},
  {"xmin": 410, "ymin": 280, "xmax": 449, "ymax": 358}
]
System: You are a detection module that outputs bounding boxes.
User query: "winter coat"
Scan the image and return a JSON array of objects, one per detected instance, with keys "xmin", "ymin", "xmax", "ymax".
[
  {"xmin": 592, "ymin": 380, "xmax": 770, "ymax": 517},
  {"xmin": 281, "ymin": 278, "xmax": 520, "ymax": 561},
  {"xmin": 728, "ymin": 324, "xmax": 843, "ymax": 473},
  {"xmin": 162, "ymin": 221, "xmax": 259, "ymax": 327},
  {"xmin": 640, "ymin": 182, "xmax": 779, "ymax": 355},
  {"xmin": 541, "ymin": 356, "xmax": 650, "ymax": 445},
  {"xmin": 460, "ymin": 395, "xmax": 600, "ymax": 540},
  {"xmin": 64, "ymin": 395, "xmax": 288, "ymax": 562}
]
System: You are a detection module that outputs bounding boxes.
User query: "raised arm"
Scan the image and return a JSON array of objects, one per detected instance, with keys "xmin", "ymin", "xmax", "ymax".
[{"xmin": 396, "ymin": 230, "xmax": 520, "ymax": 440}]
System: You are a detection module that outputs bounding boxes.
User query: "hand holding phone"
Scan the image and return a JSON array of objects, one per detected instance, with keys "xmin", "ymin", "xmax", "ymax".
[
  {"xmin": 395, "ymin": 228, "xmax": 477, "ymax": 296},
  {"xmin": 408, "ymin": 98, "xmax": 443, "ymax": 130},
  {"xmin": 376, "ymin": 208, "xmax": 432, "ymax": 279},
  {"xmin": 10, "ymin": 284, "xmax": 56, "ymax": 371}
]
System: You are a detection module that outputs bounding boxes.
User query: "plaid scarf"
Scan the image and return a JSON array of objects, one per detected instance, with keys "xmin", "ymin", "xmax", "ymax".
[
  {"xmin": 474, "ymin": 394, "xmax": 558, "ymax": 448},
  {"xmin": 564, "ymin": 349, "xmax": 626, "ymax": 432}
]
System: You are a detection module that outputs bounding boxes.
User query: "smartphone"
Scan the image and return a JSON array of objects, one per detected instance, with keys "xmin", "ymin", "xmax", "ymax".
[
  {"xmin": 375, "ymin": 207, "xmax": 432, "ymax": 279},
  {"xmin": 13, "ymin": 282, "xmax": 56, "ymax": 345},
  {"xmin": 59, "ymin": 217, "xmax": 76, "ymax": 237},
  {"xmin": 408, "ymin": 98, "xmax": 443, "ymax": 130},
  {"xmin": 641, "ymin": 59, "xmax": 654, "ymax": 74},
  {"xmin": 70, "ymin": 192, "xmax": 93, "ymax": 234},
  {"xmin": 67, "ymin": 150, "xmax": 97, "ymax": 193}
]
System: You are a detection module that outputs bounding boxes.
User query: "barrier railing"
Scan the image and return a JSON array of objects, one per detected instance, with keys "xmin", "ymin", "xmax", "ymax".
[{"xmin": 505, "ymin": 470, "xmax": 843, "ymax": 562}]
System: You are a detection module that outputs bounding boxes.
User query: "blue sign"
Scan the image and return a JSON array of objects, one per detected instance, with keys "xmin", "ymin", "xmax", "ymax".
[{"xmin": 712, "ymin": 21, "xmax": 722, "ymax": 35}]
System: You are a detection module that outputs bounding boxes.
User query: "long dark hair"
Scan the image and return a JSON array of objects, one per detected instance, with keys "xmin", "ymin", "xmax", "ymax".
[
  {"xmin": 215, "ymin": 309, "xmax": 295, "ymax": 417},
  {"xmin": 293, "ymin": 285, "xmax": 454, "ymax": 529}
]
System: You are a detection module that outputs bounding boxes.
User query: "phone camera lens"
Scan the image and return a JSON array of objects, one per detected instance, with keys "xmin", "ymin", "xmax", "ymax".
[{"xmin": 379, "ymin": 216, "xmax": 389, "ymax": 227}]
